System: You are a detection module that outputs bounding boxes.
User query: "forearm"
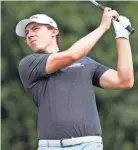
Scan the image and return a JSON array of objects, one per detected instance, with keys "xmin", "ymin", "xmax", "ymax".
[
  {"xmin": 68, "ymin": 26, "xmax": 107, "ymax": 60},
  {"xmin": 117, "ymin": 38, "xmax": 134, "ymax": 85}
]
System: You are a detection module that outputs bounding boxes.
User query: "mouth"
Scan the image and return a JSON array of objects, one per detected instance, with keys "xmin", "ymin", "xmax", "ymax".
[{"xmin": 30, "ymin": 40, "xmax": 37, "ymax": 45}]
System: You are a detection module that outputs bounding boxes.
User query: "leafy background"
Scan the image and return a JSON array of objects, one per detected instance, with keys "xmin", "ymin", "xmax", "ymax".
[{"xmin": 1, "ymin": 1, "xmax": 138, "ymax": 150}]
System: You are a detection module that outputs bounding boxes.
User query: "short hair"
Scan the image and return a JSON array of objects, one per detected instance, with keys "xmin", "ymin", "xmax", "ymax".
[{"xmin": 46, "ymin": 24, "xmax": 60, "ymax": 47}]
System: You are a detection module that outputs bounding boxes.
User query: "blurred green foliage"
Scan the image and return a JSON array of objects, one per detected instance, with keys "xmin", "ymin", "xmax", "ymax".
[{"xmin": 1, "ymin": 1, "xmax": 138, "ymax": 150}]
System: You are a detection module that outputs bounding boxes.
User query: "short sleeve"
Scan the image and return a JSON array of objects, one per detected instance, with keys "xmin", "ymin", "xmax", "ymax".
[
  {"xmin": 19, "ymin": 53, "xmax": 50, "ymax": 88},
  {"xmin": 92, "ymin": 61, "xmax": 110, "ymax": 88}
]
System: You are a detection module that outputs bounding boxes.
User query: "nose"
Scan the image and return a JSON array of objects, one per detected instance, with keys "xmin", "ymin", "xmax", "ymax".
[{"xmin": 27, "ymin": 30, "xmax": 35, "ymax": 40}]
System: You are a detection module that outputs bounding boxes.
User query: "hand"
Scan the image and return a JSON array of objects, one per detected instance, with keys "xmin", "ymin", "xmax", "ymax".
[
  {"xmin": 112, "ymin": 16, "xmax": 131, "ymax": 39},
  {"xmin": 99, "ymin": 7, "xmax": 119, "ymax": 31}
]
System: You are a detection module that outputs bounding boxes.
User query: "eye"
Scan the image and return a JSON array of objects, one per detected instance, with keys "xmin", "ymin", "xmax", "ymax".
[
  {"xmin": 34, "ymin": 27, "xmax": 39, "ymax": 31},
  {"xmin": 25, "ymin": 31, "xmax": 29, "ymax": 36}
]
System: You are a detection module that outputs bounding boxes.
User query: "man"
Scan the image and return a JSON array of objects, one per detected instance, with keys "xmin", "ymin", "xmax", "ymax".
[{"xmin": 16, "ymin": 8, "xmax": 134, "ymax": 150}]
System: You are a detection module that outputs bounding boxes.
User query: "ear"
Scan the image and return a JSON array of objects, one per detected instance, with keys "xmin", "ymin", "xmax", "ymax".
[{"xmin": 52, "ymin": 28, "xmax": 59, "ymax": 37}]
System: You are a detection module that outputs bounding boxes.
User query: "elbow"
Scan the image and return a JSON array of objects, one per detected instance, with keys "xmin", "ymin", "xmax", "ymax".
[
  {"xmin": 71, "ymin": 52, "xmax": 86, "ymax": 61},
  {"xmin": 119, "ymin": 72, "xmax": 134, "ymax": 89},
  {"xmin": 71, "ymin": 54, "xmax": 81, "ymax": 61},
  {"xmin": 128, "ymin": 80, "xmax": 134, "ymax": 88},
  {"xmin": 125, "ymin": 82, "xmax": 134, "ymax": 89},
  {"xmin": 68, "ymin": 48, "xmax": 86, "ymax": 61},
  {"xmin": 123, "ymin": 79, "xmax": 134, "ymax": 89}
]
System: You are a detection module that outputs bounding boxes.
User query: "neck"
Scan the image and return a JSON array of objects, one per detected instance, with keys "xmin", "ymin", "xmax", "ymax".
[
  {"xmin": 44, "ymin": 46, "xmax": 59, "ymax": 53},
  {"xmin": 44, "ymin": 40, "xmax": 60, "ymax": 53}
]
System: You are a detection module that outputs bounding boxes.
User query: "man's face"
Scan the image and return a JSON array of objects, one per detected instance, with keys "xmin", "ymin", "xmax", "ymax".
[{"xmin": 25, "ymin": 22, "xmax": 56, "ymax": 52}]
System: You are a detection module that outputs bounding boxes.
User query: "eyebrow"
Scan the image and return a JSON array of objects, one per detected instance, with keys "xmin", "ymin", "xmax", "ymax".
[{"xmin": 25, "ymin": 24, "xmax": 39, "ymax": 34}]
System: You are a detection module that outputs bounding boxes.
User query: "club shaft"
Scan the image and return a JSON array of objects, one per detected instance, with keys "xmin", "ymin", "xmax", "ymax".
[{"xmin": 97, "ymin": 4, "xmax": 104, "ymax": 10}]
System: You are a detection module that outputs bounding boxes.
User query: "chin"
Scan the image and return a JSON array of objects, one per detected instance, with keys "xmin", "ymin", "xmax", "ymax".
[
  {"xmin": 31, "ymin": 46, "xmax": 43, "ymax": 52},
  {"xmin": 31, "ymin": 48, "xmax": 39, "ymax": 52}
]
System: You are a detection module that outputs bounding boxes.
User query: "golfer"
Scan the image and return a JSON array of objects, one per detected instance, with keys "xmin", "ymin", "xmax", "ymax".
[{"xmin": 16, "ymin": 8, "xmax": 134, "ymax": 150}]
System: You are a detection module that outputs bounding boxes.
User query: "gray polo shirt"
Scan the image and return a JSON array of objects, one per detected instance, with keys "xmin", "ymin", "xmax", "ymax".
[{"xmin": 19, "ymin": 53, "xmax": 109, "ymax": 140}]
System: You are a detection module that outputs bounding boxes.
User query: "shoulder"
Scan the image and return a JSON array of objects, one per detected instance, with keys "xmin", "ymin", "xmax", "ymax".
[
  {"xmin": 19, "ymin": 53, "xmax": 49, "ymax": 63},
  {"xmin": 19, "ymin": 54, "xmax": 33, "ymax": 65},
  {"xmin": 19, "ymin": 54, "xmax": 34, "ymax": 71},
  {"xmin": 19, "ymin": 53, "xmax": 50, "ymax": 69},
  {"xmin": 18, "ymin": 54, "xmax": 34, "ymax": 78},
  {"xmin": 19, "ymin": 53, "xmax": 39, "ymax": 64}
]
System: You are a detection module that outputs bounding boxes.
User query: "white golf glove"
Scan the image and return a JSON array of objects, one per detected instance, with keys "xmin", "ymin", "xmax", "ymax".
[{"xmin": 112, "ymin": 16, "xmax": 131, "ymax": 39}]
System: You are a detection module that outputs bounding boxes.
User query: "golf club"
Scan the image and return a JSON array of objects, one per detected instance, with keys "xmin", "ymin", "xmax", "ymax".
[{"xmin": 89, "ymin": 0, "xmax": 135, "ymax": 34}]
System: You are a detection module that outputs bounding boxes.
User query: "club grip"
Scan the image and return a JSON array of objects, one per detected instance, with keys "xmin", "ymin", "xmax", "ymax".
[
  {"xmin": 97, "ymin": 3, "xmax": 135, "ymax": 34},
  {"xmin": 116, "ymin": 18, "xmax": 135, "ymax": 34},
  {"xmin": 126, "ymin": 25, "xmax": 135, "ymax": 34}
]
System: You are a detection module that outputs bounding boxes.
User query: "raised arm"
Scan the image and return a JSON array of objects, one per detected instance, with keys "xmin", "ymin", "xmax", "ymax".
[
  {"xmin": 46, "ymin": 8, "xmax": 118, "ymax": 73},
  {"xmin": 99, "ymin": 16, "xmax": 134, "ymax": 89},
  {"xmin": 46, "ymin": 26, "xmax": 106, "ymax": 73}
]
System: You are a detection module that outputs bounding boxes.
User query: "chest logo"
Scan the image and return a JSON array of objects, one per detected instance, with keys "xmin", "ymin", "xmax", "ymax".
[{"xmin": 69, "ymin": 63, "xmax": 84, "ymax": 68}]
